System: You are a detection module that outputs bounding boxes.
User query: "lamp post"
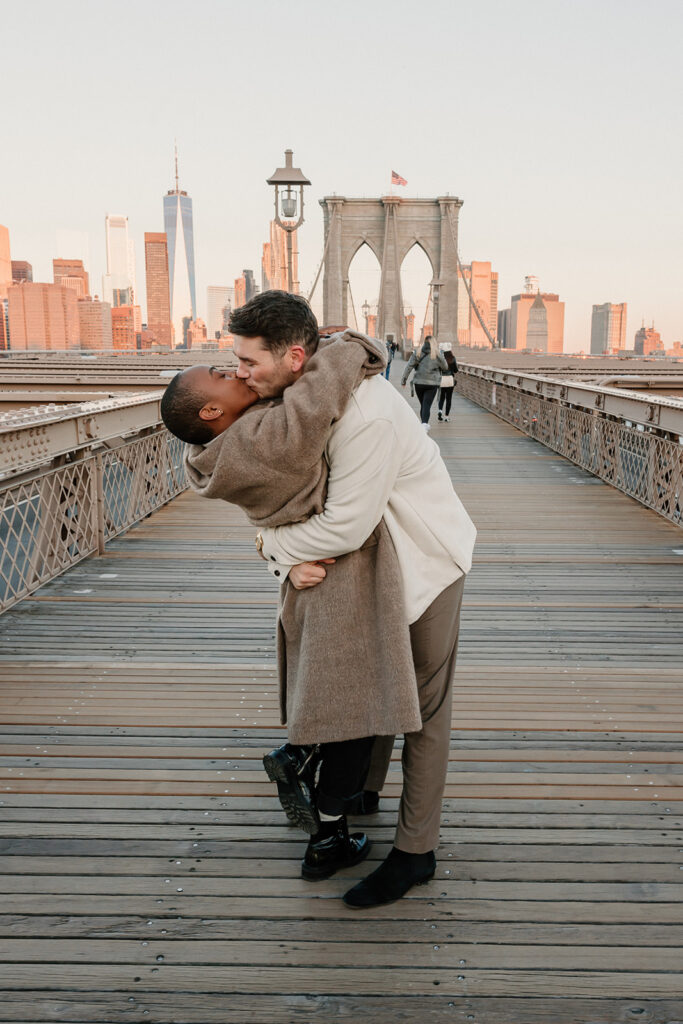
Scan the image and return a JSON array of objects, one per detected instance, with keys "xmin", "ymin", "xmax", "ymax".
[
  {"xmin": 267, "ymin": 149, "xmax": 311, "ymax": 293},
  {"xmin": 361, "ymin": 300, "xmax": 370, "ymax": 335}
]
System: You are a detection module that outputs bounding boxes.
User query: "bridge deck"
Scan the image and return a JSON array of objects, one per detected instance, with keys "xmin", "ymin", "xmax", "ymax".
[{"xmin": 0, "ymin": 386, "xmax": 682, "ymax": 1023}]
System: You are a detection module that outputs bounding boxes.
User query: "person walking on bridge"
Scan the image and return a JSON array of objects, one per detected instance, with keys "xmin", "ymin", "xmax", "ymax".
[{"xmin": 401, "ymin": 335, "xmax": 447, "ymax": 432}]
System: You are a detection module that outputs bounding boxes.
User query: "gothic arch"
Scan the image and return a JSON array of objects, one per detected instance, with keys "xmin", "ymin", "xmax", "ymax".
[{"xmin": 320, "ymin": 195, "xmax": 463, "ymax": 349}]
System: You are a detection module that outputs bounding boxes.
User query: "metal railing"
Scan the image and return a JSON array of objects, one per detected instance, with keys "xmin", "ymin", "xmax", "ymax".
[
  {"xmin": 0, "ymin": 394, "xmax": 187, "ymax": 613},
  {"xmin": 458, "ymin": 365, "xmax": 683, "ymax": 526}
]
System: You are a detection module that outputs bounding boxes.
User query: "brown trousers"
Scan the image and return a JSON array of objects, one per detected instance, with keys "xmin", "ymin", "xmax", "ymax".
[{"xmin": 364, "ymin": 574, "xmax": 465, "ymax": 853}]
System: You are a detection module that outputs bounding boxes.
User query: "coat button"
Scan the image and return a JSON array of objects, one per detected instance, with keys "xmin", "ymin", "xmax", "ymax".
[{"xmin": 274, "ymin": 570, "xmax": 280, "ymax": 577}]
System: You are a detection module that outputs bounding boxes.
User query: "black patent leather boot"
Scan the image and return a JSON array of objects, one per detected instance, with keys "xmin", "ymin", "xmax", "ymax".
[{"xmin": 301, "ymin": 816, "xmax": 372, "ymax": 881}]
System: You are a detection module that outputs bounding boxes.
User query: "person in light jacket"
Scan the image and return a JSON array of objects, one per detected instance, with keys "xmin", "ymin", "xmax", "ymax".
[{"xmin": 401, "ymin": 335, "xmax": 447, "ymax": 431}]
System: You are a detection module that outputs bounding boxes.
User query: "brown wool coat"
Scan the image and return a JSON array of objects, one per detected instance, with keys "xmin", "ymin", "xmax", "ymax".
[{"xmin": 184, "ymin": 331, "xmax": 421, "ymax": 744}]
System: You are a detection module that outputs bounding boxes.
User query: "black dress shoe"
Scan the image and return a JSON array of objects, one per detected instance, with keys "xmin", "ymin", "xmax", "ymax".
[
  {"xmin": 302, "ymin": 816, "xmax": 372, "ymax": 881},
  {"xmin": 350, "ymin": 790, "xmax": 380, "ymax": 815},
  {"xmin": 263, "ymin": 743, "xmax": 321, "ymax": 835},
  {"xmin": 343, "ymin": 846, "xmax": 436, "ymax": 907}
]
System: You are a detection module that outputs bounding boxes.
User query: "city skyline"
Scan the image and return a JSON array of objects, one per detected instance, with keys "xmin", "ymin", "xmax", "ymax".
[{"xmin": 2, "ymin": 0, "xmax": 681, "ymax": 352}]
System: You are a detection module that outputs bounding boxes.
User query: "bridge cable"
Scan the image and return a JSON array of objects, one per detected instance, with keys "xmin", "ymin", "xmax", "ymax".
[
  {"xmin": 445, "ymin": 206, "xmax": 498, "ymax": 349},
  {"xmin": 307, "ymin": 205, "xmax": 338, "ymax": 304}
]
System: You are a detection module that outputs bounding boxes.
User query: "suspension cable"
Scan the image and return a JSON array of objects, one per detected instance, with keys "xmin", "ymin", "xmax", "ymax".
[{"xmin": 445, "ymin": 206, "xmax": 497, "ymax": 348}]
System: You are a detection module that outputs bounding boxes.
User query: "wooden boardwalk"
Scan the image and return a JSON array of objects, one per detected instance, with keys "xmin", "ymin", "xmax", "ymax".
[{"xmin": 0, "ymin": 384, "xmax": 682, "ymax": 1023}]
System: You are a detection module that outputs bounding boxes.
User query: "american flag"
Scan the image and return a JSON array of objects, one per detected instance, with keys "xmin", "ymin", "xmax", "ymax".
[{"xmin": 391, "ymin": 170, "xmax": 407, "ymax": 186}]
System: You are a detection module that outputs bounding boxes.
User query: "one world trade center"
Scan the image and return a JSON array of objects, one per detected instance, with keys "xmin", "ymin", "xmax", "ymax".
[{"xmin": 163, "ymin": 149, "xmax": 197, "ymax": 347}]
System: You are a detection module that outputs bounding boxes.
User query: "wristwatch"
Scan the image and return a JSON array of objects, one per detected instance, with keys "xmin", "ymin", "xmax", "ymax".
[{"xmin": 254, "ymin": 532, "xmax": 266, "ymax": 560}]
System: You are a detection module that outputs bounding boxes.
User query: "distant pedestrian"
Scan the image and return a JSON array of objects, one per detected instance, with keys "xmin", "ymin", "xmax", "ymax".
[
  {"xmin": 401, "ymin": 335, "xmax": 447, "ymax": 432},
  {"xmin": 437, "ymin": 350, "xmax": 458, "ymax": 422},
  {"xmin": 384, "ymin": 335, "xmax": 398, "ymax": 380}
]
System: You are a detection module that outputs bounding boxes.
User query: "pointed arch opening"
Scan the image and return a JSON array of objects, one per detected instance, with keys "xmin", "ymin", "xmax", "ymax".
[
  {"xmin": 346, "ymin": 242, "xmax": 382, "ymax": 337},
  {"xmin": 400, "ymin": 242, "xmax": 434, "ymax": 349}
]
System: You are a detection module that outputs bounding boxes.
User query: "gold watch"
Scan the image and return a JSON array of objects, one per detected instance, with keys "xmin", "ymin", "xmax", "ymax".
[{"xmin": 255, "ymin": 532, "xmax": 266, "ymax": 560}]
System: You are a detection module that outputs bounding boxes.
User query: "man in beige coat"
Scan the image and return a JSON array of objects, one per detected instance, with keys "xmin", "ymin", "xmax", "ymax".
[{"xmin": 230, "ymin": 291, "xmax": 476, "ymax": 908}]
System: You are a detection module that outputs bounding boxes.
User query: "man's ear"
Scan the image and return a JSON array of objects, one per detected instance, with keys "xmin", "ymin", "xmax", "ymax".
[
  {"xmin": 198, "ymin": 402, "xmax": 224, "ymax": 423},
  {"xmin": 287, "ymin": 345, "xmax": 307, "ymax": 373}
]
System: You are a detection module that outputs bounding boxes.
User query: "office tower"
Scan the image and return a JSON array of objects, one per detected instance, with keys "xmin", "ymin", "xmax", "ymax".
[
  {"xmin": 0, "ymin": 301, "xmax": 7, "ymax": 350},
  {"xmin": 405, "ymin": 311, "xmax": 415, "ymax": 344},
  {"xmin": 144, "ymin": 232, "xmax": 173, "ymax": 348},
  {"xmin": 506, "ymin": 279, "xmax": 564, "ymax": 352},
  {"xmin": 262, "ymin": 221, "xmax": 299, "ymax": 293},
  {"xmin": 7, "ymin": 283, "xmax": 79, "ymax": 350},
  {"xmin": 207, "ymin": 286, "xmax": 233, "ymax": 340},
  {"xmin": 0, "ymin": 225, "xmax": 11, "ymax": 300},
  {"xmin": 187, "ymin": 318, "xmax": 207, "ymax": 349},
  {"xmin": 111, "ymin": 305, "xmax": 141, "ymax": 351},
  {"xmin": 634, "ymin": 325, "xmax": 663, "ymax": 355},
  {"xmin": 103, "ymin": 215, "xmax": 135, "ymax": 307},
  {"xmin": 591, "ymin": 303, "xmax": 627, "ymax": 354},
  {"xmin": 54, "ymin": 258, "xmax": 90, "ymax": 298},
  {"xmin": 12, "ymin": 261, "xmax": 33, "ymax": 283},
  {"xmin": 163, "ymin": 152, "xmax": 197, "ymax": 348},
  {"xmin": 457, "ymin": 261, "xmax": 499, "ymax": 346},
  {"xmin": 78, "ymin": 297, "xmax": 113, "ymax": 350},
  {"xmin": 498, "ymin": 308, "xmax": 511, "ymax": 348},
  {"xmin": 244, "ymin": 269, "xmax": 257, "ymax": 302},
  {"xmin": 367, "ymin": 313, "xmax": 378, "ymax": 338},
  {"xmin": 234, "ymin": 274, "xmax": 246, "ymax": 309}
]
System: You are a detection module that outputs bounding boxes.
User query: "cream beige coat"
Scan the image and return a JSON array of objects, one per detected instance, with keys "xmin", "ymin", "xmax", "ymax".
[{"xmin": 184, "ymin": 332, "xmax": 421, "ymax": 744}]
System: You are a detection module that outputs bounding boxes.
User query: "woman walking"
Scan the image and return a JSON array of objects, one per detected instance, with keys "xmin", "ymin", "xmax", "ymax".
[
  {"xmin": 401, "ymin": 335, "xmax": 447, "ymax": 432},
  {"xmin": 437, "ymin": 349, "xmax": 458, "ymax": 422}
]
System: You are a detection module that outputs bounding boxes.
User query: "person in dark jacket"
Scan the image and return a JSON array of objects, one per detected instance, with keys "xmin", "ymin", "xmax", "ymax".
[
  {"xmin": 401, "ymin": 336, "xmax": 447, "ymax": 432},
  {"xmin": 437, "ymin": 350, "xmax": 458, "ymax": 422}
]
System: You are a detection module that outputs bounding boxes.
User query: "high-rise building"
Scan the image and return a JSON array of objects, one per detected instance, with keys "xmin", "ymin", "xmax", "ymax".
[
  {"xmin": 233, "ymin": 273, "xmax": 251, "ymax": 310},
  {"xmin": 163, "ymin": 153, "xmax": 197, "ymax": 348},
  {"xmin": 405, "ymin": 311, "xmax": 415, "ymax": 344},
  {"xmin": 457, "ymin": 261, "xmax": 498, "ymax": 346},
  {"xmin": 0, "ymin": 225, "xmax": 11, "ymax": 300},
  {"xmin": 144, "ymin": 232, "xmax": 173, "ymax": 348},
  {"xmin": 187, "ymin": 318, "xmax": 207, "ymax": 349},
  {"xmin": 0, "ymin": 301, "xmax": 8, "ymax": 351},
  {"xmin": 261, "ymin": 221, "xmax": 299, "ymax": 293},
  {"xmin": 12, "ymin": 261, "xmax": 33, "ymax": 283},
  {"xmin": 111, "ymin": 305, "xmax": 141, "ymax": 351},
  {"xmin": 634, "ymin": 324, "xmax": 663, "ymax": 355},
  {"xmin": 54, "ymin": 258, "xmax": 90, "ymax": 298},
  {"xmin": 501, "ymin": 278, "xmax": 564, "ymax": 352},
  {"xmin": 78, "ymin": 297, "xmax": 113, "ymax": 350},
  {"xmin": 207, "ymin": 286, "xmax": 233, "ymax": 340},
  {"xmin": 7, "ymin": 283, "xmax": 79, "ymax": 350},
  {"xmin": 591, "ymin": 303, "xmax": 627, "ymax": 354},
  {"xmin": 103, "ymin": 215, "xmax": 136, "ymax": 307}
]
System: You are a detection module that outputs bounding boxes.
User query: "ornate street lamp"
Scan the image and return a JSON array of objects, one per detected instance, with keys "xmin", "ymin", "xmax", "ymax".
[
  {"xmin": 361, "ymin": 299, "xmax": 370, "ymax": 335},
  {"xmin": 267, "ymin": 149, "xmax": 311, "ymax": 293}
]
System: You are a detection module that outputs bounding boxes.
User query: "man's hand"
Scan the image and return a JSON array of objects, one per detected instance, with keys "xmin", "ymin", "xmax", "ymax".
[{"xmin": 288, "ymin": 559, "xmax": 336, "ymax": 590}]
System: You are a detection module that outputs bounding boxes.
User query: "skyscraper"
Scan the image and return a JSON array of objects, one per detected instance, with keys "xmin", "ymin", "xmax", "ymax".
[
  {"xmin": 103, "ymin": 215, "xmax": 135, "ymax": 307},
  {"xmin": 144, "ymin": 233, "xmax": 173, "ymax": 348},
  {"xmin": 163, "ymin": 151, "xmax": 196, "ymax": 348},
  {"xmin": 7, "ymin": 283, "xmax": 79, "ymax": 350},
  {"xmin": 0, "ymin": 225, "xmax": 11, "ymax": 300},
  {"xmin": 12, "ymin": 261, "xmax": 33, "ymax": 283},
  {"xmin": 207, "ymin": 286, "xmax": 233, "ymax": 340},
  {"xmin": 457, "ymin": 261, "xmax": 499, "ymax": 346},
  {"xmin": 501, "ymin": 278, "xmax": 565, "ymax": 353},
  {"xmin": 111, "ymin": 305, "xmax": 140, "ymax": 351},
  {"xmin": 54, "ymin": 258, "xmax": 90, "ymax": 298},
  {"xmin": 78, "ymin": 297, "xmax": 113, "ymax": 350},
  {"xmin": 262, "ymin": 220, "xmax": 299, "ymax": 293},
  {"xmin": 634, "ymin": 324, "xmax": 663, "ymax": 355},
  {"xmin": 591, "ymin": 303, "xmax": 627, "ymax": 354}
]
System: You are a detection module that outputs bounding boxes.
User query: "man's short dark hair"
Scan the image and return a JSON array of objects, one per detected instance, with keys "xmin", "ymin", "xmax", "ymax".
[
  {"xmin": 160, "ymin": 371, "xmax": 214, "ymax": 445},
  {"xmin": 229, "ymin": 290, "xmax": 319, "ymax": 357}
]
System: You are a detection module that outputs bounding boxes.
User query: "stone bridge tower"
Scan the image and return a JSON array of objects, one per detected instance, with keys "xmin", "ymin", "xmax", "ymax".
[{"xmin": 319, "ymin": 195, "xmax": 463, "ymax": 350}]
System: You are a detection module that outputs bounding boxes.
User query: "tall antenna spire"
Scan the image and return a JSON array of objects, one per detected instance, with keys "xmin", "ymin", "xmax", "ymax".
[{"xmin": 174, "ymin": 140, "xmax": 179, "ymax": 192}]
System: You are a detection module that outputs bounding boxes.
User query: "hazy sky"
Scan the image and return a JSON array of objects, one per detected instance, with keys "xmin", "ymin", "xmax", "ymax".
[{"xmin": 2, "ymin": 0, "xmax": 681, "ymax": 351}]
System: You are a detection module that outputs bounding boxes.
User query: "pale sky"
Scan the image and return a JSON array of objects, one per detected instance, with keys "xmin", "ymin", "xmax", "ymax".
[{"xmin": 2, "ymin": 0, "xmax": 681, "ymax": 352}]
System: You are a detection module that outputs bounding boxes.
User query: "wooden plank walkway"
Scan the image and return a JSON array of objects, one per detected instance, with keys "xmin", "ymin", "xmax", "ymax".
[{"xmin": 0, "ymin": 382, "xmax": 682, "ymax": 1023}]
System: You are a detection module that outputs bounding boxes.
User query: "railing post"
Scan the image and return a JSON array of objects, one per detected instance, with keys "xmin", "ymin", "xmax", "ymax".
[{"xmin": 94, "ymin": 453, "xmax": 106, "ymax": 555}]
